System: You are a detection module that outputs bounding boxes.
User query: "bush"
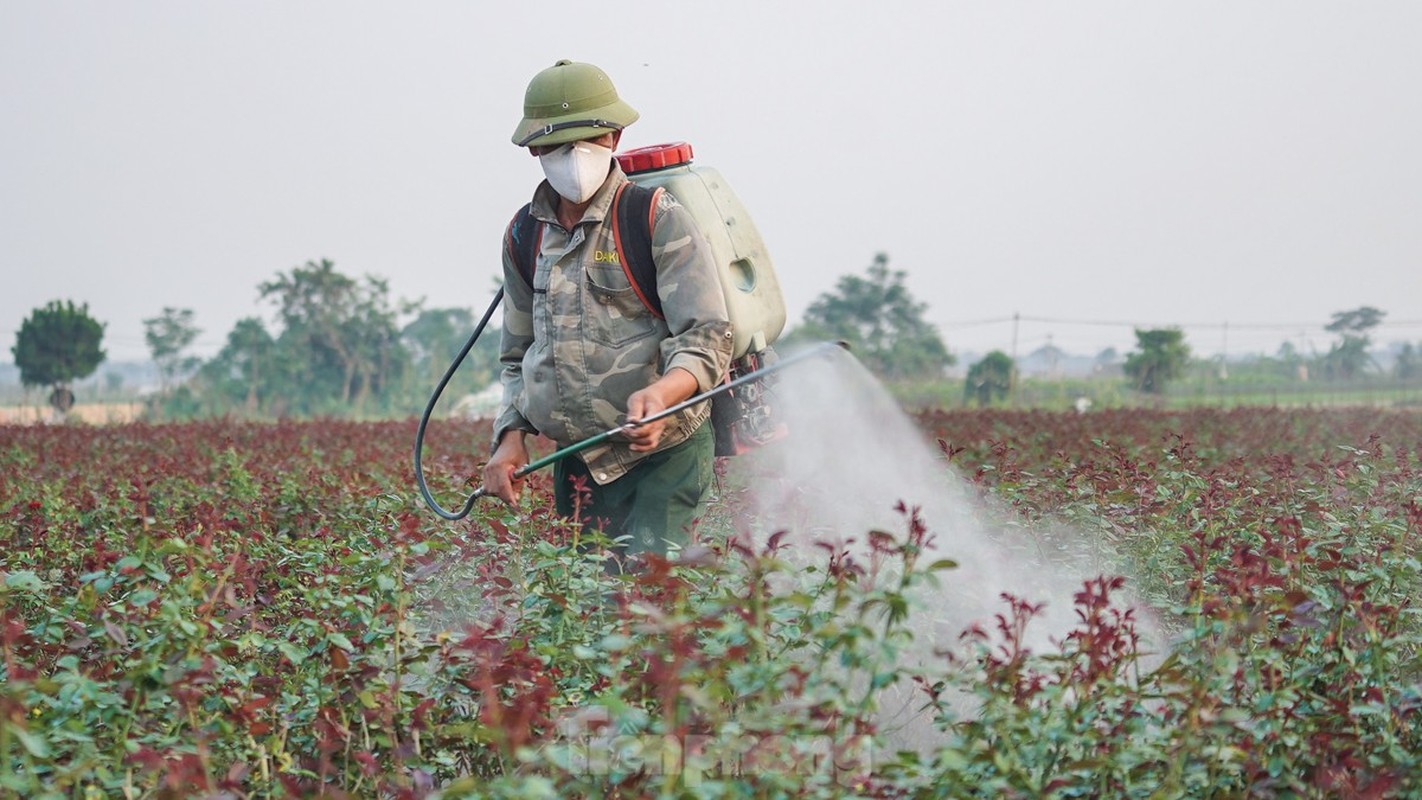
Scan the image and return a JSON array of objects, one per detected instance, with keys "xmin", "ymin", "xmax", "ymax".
[{"xmin": 2, "ymin": 411, "xmax": 1419, "ymax": 796}]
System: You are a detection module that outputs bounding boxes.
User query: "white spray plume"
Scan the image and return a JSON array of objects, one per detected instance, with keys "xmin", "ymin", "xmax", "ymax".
[
  {"xmin": 724, "ymin": 347, "xmax": 1158, "ymax": 744},
  {"xmin": 733, "ymin": 348, "xmax": 1105, "ymax": 636}
]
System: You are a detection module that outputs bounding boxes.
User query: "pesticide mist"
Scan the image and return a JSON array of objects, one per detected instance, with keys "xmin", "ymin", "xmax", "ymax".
[{"xmin": 729, "ymin": 346, "xmax": 1151, "ymax": 660}]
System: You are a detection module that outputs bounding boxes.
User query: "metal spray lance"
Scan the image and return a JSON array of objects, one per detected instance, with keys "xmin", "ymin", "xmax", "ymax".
[{"xmin": 414, "ymin": 340, "xmax": 846, "ymax": 520}]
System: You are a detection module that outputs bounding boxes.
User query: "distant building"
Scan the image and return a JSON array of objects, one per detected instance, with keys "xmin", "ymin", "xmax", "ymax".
[
  {"xmin": 1021, "ymin": 343, "xmax": 1067, "ymax": 378},
  {"xmin": 1017, "ymin": 342, "xmax": 1105, "ymax": 378}
]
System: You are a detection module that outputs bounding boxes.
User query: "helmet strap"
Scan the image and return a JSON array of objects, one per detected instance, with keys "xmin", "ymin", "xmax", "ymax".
[{"xmin": 517, "ymin": 119, "xmax": 624, "ymax": 148}]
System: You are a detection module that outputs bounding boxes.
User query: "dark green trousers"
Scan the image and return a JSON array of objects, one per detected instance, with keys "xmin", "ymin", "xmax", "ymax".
[{"xmin": 554, "ymin": 421, "xmax": 714, "ymax": 559}]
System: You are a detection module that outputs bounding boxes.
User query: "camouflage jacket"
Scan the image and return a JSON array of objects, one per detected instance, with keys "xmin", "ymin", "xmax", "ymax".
[{"xmin": 493, "ymin": 164, "xmax": 733, "ymax": 484}]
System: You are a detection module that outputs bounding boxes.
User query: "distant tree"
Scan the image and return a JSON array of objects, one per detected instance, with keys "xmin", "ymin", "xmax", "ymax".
[
  {"xmin": 1321, "ymin": 306, "xmax": 1385, "ymax": 380},
  {"xmin": 1123, "ymin": 328, "xmax": 1190, "ymax": 394},
  {"xmin": 789, "ymin": 252, "xmax": 954, "ymax": 380},
  {"xmin": 258, "ymin": 259, "xmax": 410, "ymax": 412},
  {"xmin": 402, "ymin": 307, "xmax": 471, "ymax": 366},
  {"xmin": 143, "ymin": 307, "xmax": 201, "ymax": 396},
  {"xmin": 198, "ymin": 317, "xmax": 276, "ymax": 414},
  {"xmin": 1320, "ymin": 337, "xmax": 1374, "ymax": 381},
  {"xmin": 11, "ymin": 300, "xmax": 107, "ymax": 414},
  {"xmin": 1394, "ymin": 342, "xmax": 1419, "ymax": 381},
  {"xmin": 1273, "ymin": 341, "xmax": 1308, "ymax": 381},
  {"xmin": 401, "ymin": 308, "xmax": 498, "ymax": 381},
  {"xmin": 400, "ymin": 306, "xmax": 501, "ymax": 399},
  {"xmin": 964, "ymin": 351, "xmax": 1014, "ymax": 406},
  {"xmin": 1325, "ymin": 306, "xmax": 1385, "ymax": 336}
]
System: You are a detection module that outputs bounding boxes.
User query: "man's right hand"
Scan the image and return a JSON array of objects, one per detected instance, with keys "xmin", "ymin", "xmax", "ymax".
[{"xmin": 483, "ymin": 431, "xmax": 529, "ymax": 505}]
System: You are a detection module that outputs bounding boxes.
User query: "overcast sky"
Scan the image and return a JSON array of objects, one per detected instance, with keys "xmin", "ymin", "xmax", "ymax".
[{"xmin": 4, "ymin": 1, "xmax": 1420, "ymax": 366}]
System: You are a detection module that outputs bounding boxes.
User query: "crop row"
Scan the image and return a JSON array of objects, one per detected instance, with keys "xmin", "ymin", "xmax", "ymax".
[{"xmin": 2, "ymin": 409, "xmax": 1419, "ymax": 797}]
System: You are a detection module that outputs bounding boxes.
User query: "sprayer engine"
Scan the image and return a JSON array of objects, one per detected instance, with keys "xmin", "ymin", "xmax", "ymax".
[{"xmin": 712, "ymin": 348, "xmax": 789, "ymax": 456}]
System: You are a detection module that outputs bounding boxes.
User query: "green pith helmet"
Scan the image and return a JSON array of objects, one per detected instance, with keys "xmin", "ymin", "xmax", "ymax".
[{"xmin": 512, "ymin": 59, "xmax": 639, "ymax": 148}]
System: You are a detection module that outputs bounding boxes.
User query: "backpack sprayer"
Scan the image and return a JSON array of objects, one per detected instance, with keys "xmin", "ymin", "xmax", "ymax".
[{"xmin": 415, "ymin": 142, "xmax": 829, "ymax": 520}]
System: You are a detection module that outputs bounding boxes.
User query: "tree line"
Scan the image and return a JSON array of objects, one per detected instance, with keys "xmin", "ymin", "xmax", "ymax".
[
  {"xmin": 11, "ymin": 259, "xmax": 502, "ymax": 418},
  {"xmin": 8, "ymin": 255, "xmax": 1412, "ymax": 417}
]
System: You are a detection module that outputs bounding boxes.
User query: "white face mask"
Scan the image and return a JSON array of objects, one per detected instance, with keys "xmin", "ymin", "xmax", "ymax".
[{"xmin": 538, "ymin": 140, "xmax": 613, "ymax": 203}]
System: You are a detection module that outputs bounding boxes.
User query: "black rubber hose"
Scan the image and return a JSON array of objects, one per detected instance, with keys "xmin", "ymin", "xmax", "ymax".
[{"xmin": 413, "ymin": 287, "xmax": 504, "ymax": 520}]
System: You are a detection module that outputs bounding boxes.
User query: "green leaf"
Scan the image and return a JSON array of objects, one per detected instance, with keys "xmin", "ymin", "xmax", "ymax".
[
  {"xmin": 51, "ymin": 728, "xmax": 94, "ymax": 744},
  {"xmin": 277, "ymin": 641, "xmax": 307, "ymax": 665},
  {"xmin": 14, "ymin": 728, "xmax": 51, "ymax": 758},
  {"xmin": 927, "ymin": 559, "xmax": 959, "ymax": 571},
  {"xmin": 327, "ymin": 632, "xmax": 355, "ymax": 652},
  {"xmin": 1217, "ymin": 708, "xmax": 1251, "ymax": 725},
  {"xmin": 599, "ymin": 634, "xmax": 632, "ymax": 651},
  {"xmin": 128, "ymin": 589, "xmax": 158, "ymax": 607},
  {"xmin": 3, "ymin": 571, "xmax": 48, "ymax": 591}
]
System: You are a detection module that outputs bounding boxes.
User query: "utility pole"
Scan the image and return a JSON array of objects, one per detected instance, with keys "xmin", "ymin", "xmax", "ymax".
[
  {"xmin": 1009, "ymin": 311, "xmax": 1020, "ymax": 406},
  {"xmin": 1219, "ymin": 321, "xmax": 1229, "ymax": 380}
]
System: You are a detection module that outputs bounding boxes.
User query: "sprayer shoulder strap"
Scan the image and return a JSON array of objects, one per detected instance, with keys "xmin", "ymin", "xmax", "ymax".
[
  {"xmin": 611, "ymin": 183, "xmax": 665, "ymax": 320},
  {"xmin": 506, "ymin": 204, "xmax": 545, "ymax": 294},
  {"xmin": 507, "ymin": 183, "xmax": 664, "ymax": 319}
]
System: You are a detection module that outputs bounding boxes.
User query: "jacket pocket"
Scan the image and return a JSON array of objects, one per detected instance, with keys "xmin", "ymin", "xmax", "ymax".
[{"xmin": 584, "ymin": 267, "xmax": 658, "ymax": 348}]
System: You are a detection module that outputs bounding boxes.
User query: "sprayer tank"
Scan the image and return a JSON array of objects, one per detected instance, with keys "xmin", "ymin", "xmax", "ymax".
[{"xmin": 616, "ymin": 142, "xmax": 786, "ymax": 359}]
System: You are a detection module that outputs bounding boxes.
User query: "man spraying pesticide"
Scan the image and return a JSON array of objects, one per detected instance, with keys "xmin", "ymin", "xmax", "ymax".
[{"xmin": 415, "ymin": 59, "xmax": 829, "ymax": 564}]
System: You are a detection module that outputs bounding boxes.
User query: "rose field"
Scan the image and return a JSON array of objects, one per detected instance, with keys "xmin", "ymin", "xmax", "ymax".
[{"xmin": 2, "ymin": 408, "xmax": 1420, "ymax": 798}]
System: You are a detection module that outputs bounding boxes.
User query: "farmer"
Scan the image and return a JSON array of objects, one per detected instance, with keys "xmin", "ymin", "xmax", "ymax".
[{"xmin": 482, "ymin": 59, "xmax": 733, "ymax": 563}]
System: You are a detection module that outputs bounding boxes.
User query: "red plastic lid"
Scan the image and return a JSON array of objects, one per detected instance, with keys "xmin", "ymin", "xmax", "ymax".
[{"xmin": 616, "ymin": 141, "xmax": 694, "ymax": 175}]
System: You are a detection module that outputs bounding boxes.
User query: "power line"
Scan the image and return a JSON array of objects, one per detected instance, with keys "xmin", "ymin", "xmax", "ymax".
[
  {"xmin": 943, "ymin": 315, "xmax": 1422, "ymax": 332},
  {"xmin": 942, "ymin": 316, "xmax": 1017, "ymax": 329}
]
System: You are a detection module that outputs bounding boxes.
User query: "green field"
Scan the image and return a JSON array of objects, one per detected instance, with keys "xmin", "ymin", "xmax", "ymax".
[{"xmin": 2, "ymin": 409, "xmax": 1419, "ymax": 797}]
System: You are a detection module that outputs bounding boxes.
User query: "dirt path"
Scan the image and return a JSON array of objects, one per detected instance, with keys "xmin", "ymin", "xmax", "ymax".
[{"xmin": 0, "ymin": 403, "xmax": 145, "ymax": 425}]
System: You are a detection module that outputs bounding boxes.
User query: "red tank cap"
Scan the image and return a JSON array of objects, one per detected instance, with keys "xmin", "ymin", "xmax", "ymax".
[{"xmin": 616, "ymin": 141, "xmax": 694, "ymax": 175}]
